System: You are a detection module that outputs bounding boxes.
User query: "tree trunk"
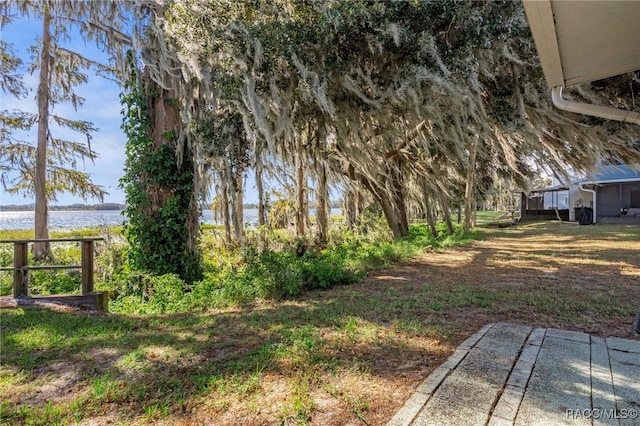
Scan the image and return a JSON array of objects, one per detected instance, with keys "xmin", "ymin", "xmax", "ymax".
[
  {"xmin": 123, "ymin": 67, "xmax": 201, "ymax": 282},
  {"xmin": 34, "ymin": 9, "xmax": 53, "ymax": 260},
  {"xmin": 151, "ymin": 73, "xmax": 201, "ymax": 277},
  {"xmin": 229, "ymin": 166, "xmax": 242, "ymax": 243},
  {"xmin": 314, "ymin": 120, "xmax": 329, "ymax": 243},
  {"xmin": 463, "ymin": 137, "xmax": 478, "ymax": 232},
  {"xmin": 425, "ymin": 203, "xmax": 437, "ymax": 237},
  {"xmin": 440, "ymin": 197, "xmax": 454, "ymax": 235},
  {"xmin": 357, "ymin": 169, "xmax": 409, "ymax": 240},
  {"xmin": 344, "ymin": 188, "xmax": 357, "ymax": 231},
  {"xmin": 295, "ymin": 148, "xmax": 306, "ymax": 238},
  {"xmin": 378, "ymin": 192, "xmax": 409, "ymax": 240},
  {"xmin": 304, "ymin": 181, "xmax": 311, "ymax": 234},
  {"xmin": 348, "ymin": 159, "xmax": 408, "ymax": 240},
  {"xmin": 389, "ymin": 162, "xmax": 409, "ymax": 238},
  {"xmin": 235, "ymin": 169, "xmax": 244, "ymax": 242},
  {"xmin": 356, "ymin": 190, "xmax": 363, "ymax": 229},
  {"xmin": 315, "ymin": 158, "xmax": 329, "ymax": 243},
  {"xmin": 346, "ymin": 188, "xmax": 364, "ymax": 232},
  {"xmin": 421, "ymin": 182, "xmax": 438, "ymax": 237},
  {"xmin": 255, "ymin": 154, "xmax": 266, "ymax": 227},
  {"xmin": 220, "ymin": 169, "xmax": 232, "ymax": 245}
]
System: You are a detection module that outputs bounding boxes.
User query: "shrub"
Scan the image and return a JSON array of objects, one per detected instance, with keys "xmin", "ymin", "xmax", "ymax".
[
  {"xmin": 0, "ymin": 273, "xmax": 11, "ymax": 296},
  {"xmin": 188, "ymin": 274, "xmax": 224, "ymax": 309},
  {"xmin": 249, "ymin": 250, "xmax": 303, "ymax": 300},
  {"xmin": 300, "ymin": 250, "xmax": 360, "ymax": 290},
  {"xmin": 0, "ymin": 245, "xmax": 12, "ymax": 296},
  {"xmin": 110, "ymin": 271, "xmax": 188, "ymax": 314},
  {"xmin": 29, "ymin": 270, "xmax": 81, "ymax": 295},
  {"xmin": 220, "ymin": 267, "xmax": 260, "ymax": 305},
  {"xmin": 79, "ymin": 219, "xmax": 478, "ymax": 313}
]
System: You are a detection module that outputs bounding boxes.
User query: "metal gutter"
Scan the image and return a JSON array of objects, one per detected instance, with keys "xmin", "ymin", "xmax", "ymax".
[
  {"xmin": 551, "ymin": 86, "xmax": 640, "ymax": 125},
  {"xmin": 578, "ymin": 182, "xmax": 597, "ymax": 224}
]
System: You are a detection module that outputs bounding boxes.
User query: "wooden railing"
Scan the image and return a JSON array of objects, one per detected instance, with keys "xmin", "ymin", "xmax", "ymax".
[{"xmin": 0, "ymin": 238, "xmax": 107, "ymax": 311}]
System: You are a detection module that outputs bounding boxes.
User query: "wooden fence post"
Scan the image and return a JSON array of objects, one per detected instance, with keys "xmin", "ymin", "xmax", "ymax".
[
  {"xmin": 13, "ymin": 242, "xmax": 28, "ymax": 298},
  {"xmin": 81, "ymin": 240, "xmax": 94, "ymax": 294}
]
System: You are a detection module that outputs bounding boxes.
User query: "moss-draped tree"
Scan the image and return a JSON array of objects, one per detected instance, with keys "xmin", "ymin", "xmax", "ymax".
[{"xmin": 160, "ymin": 0, "xmax": 638, "ymax": 240}]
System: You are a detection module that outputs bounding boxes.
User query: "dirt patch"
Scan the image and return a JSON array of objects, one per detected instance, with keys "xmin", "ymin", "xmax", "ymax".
[{"xmin": 30, "ymin": 362, "xmax": 86, "ymax": 406}]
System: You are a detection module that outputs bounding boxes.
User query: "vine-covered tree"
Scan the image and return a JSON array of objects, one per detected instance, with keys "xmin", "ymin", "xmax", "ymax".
[{"xmin": 120, "ymin": 61, "xmax": 202, "ymax": 283}]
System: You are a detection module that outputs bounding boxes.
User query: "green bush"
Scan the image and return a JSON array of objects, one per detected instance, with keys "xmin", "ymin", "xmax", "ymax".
[
  {"xmin": 32, "ymin": 219, "xmax": 477, "ymax": 314},
  {"xmin": 110, "ymin": 271, "xmax": 189, "ymax": 314},
  {"xmin": 29, "ymin": 270, "xmax": 81, "ymax": 295},
  {"xmin": 300, "ymin": 250, "xmax": 361, "ymax": 290},
  {"xmin": 188, "ymin": 274, "xmax": 224, "ymax": 309},
  {"xmin": 0, "ymin": 272, "xmax": 12, "ymax": 296},
  {"xmin": 95, "ymin": 243, "xmax": 126, "ymax": 285},
  {"xmin": 253, "ymin": 250, "xmax": 303, "ymax": 299},
  {"xmin": 0, "ymin": 245, "xmax": 13, "ymax": 267},
  {"xmin": 219, "ymin": 267, "xmax": 260, "ymax": 305}
]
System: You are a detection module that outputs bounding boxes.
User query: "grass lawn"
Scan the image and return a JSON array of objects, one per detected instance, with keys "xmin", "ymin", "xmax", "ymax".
[{"xmin": 1, "ymin": 221, "xmax": 639, "ymax": 425}]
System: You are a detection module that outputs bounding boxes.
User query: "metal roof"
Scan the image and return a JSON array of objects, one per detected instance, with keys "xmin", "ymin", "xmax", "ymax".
[{"xmin": 587, "ymin": 164, "xmax": 640, "ymax": 183}]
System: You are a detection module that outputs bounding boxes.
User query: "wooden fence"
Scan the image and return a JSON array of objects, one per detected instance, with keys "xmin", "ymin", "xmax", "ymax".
[{"xmin": 0, "ymin": 238, "xmax": 108, "ymax": 311}]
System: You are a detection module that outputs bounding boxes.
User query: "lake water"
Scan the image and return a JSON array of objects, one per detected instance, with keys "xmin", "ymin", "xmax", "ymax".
[{"xmin": 0, "ymin": 208, "xmax": 342, "ymax": 230}]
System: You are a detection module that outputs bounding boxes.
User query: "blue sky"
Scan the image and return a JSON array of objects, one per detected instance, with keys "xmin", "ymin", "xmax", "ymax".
[
  {"xmin": 0, "ymin": 13, "xmax": 299, "ymax": 208},
  {"xmin": 1, "ymin": 15, "xmax": 129, "ymax": 206}
]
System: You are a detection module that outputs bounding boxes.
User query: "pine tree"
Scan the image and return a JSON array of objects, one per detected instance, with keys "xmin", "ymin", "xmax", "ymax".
[{"xmin": 1, "ymin": 1, "xmax": 132, "ymax": 258}]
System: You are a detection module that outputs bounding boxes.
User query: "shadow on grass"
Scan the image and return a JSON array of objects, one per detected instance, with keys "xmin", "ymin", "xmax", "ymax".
[
  {"xmin": 1, "ymin": 296, "xmax": 453, "ymax": 424},
  {"xmin": 1, "ymin": 221, "xmax": 638, "ymax": 424}
]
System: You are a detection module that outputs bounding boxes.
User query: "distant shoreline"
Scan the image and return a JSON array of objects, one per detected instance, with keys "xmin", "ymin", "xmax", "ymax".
[
  {"xmin": 1, "ymin": 201, "xmax": 342, "ymax": 212},
  {"xmin": 0, "ymin": 203, "xmax": 126, "ymax": 212}
]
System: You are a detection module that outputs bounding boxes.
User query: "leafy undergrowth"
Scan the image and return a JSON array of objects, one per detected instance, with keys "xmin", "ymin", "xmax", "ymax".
[
  {"xmin": 1, "ymin": 222, "xmax": 474, "ymax": 310},
  {"xmin": 1, "ymin": 222, "xmax": 639, "ymax": 425},
  {"xmin": 104, "ymin": 222, "xmax": 477, "ymax": 314}
]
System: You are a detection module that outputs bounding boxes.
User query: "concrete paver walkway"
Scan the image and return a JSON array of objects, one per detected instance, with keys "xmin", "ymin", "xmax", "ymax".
[{"xmin": 388, "ymin": 323, "xmax": 640, "ymax": 426}]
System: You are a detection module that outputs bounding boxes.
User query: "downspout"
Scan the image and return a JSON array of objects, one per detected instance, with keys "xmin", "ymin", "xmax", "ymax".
[
  {"xmin": 579, "ymin": 182, "xmax": 597, "ymax": 224},
  {"xmin": 552, "ymin": 87, "xmax": 640, "ymax": 125}
]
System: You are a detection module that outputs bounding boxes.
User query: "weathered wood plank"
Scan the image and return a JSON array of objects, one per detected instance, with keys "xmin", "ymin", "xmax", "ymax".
[
  {"xmin": 81, "ymin": 240, "xmax": 94, "ymax": 294},
  {"xmin": 20, "ymin": 265, "xmax": 82, "ymax": 270},
  {"xmin": 0, "ymin": 238, "xmax": 103, "ymax": 243},
  {"xmin": 8, "ymin": 292, "xmax": 109, "ymax": 312}
]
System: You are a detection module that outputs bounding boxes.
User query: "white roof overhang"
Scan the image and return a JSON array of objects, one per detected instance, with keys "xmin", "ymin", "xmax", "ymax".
[
  {"xmin": 528, "ymin": 184, "xmax": 569, "ymax": 193},
  {"xmin": 522, "ymin": 0, "xmax": 640, "ymax": 124}
]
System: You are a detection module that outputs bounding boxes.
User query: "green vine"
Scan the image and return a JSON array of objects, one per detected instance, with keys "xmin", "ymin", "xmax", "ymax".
[{"xmin": 119, "ymin": 59, "xmax": 202, "ymax": 283}]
